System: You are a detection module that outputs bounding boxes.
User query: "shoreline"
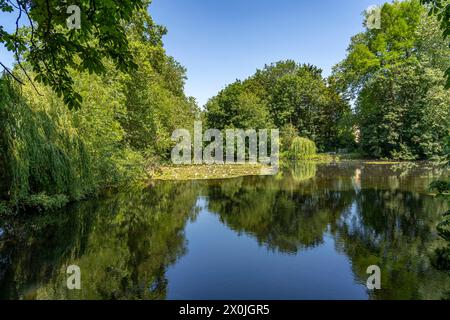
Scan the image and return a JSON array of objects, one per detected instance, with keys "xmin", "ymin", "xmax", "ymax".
[
  {"xmin": 149, "ymin": 159, "xmax": 442, "ymax": 181},
  {"xmin": 1, "ymin": 159, "xmax": 444, "ymax": 214}
]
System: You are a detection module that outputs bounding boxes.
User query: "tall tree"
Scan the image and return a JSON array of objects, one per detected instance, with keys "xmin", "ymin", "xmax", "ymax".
[
  {"xmin": 420, "ymin": 0, "xmax": 450, "ymax": 88},
  {"xmin": 333, "ymin": 0, "xmax": 450, "ymax": 159}
]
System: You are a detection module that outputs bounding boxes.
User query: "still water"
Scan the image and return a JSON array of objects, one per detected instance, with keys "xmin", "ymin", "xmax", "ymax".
[{"xmin": 0, "ymin": 161, "xmax": 449, "ymax": 300}]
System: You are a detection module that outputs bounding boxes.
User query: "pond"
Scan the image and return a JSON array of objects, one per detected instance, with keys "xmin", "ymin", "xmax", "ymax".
[{"xmin": 0, "ymin": 161, "xmax": 449, "ymax": 300}]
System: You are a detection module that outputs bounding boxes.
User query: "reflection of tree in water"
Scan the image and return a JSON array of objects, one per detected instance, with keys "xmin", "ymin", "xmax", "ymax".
[
  {"xmin": 207, "ymin": 162, "xmax": 450, "ymax": 299},
  {"xmin": 334, "ymin": 188, "xmax": 450, "ymax": 300},
  {"xmin": 1, "ymin": 162, "xmax": 448, "ymax": 300},
  {"xmin": 206, "ymin": 162, "xmax": 355, "ymax": 253},
  {"xmin": 289, "ymin": 161, "xmax": 317, "ymax": 183},
  {"xmin": 0, "ymin": 182, "xmax": 200, "ymax": 299}
]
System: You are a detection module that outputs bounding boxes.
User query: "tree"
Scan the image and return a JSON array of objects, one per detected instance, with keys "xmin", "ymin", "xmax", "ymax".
[
  {"xmin": 0, "ymin": 0, "xmax": 159, "ymax": 109},
  {"xmin": 0, "ymin": 6, "xmax": 197, "ymax": 211},
  {"xmin": 206, "ymin": 81, "xmax": 272, "ymax": 130},
  {"xmin": 333, "ymin": 0, "xmax": 450, "ymax": 159},
  {"xmin": 119, "ymin": 10, "xmax": 198, "ymax": 157},
  {"xmin": 205, "ymin": 61, "xmax": 351, "ymax": 152},
  {"xmin": 420, "ymin": 0, "xmax": 450, "ymax": 88}
]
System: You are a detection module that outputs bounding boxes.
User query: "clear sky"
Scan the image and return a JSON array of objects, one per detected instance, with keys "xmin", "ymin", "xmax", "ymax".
[
  {"xmin": 0, "ymin": 0, "xmax": 389, "ymax": 106},
  {"xmin": 149, "ymin": 0, "xmax": 388, "ymax": 106}
]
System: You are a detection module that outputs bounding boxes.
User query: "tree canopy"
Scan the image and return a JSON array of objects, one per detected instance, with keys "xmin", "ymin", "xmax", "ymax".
[
  {"xmin": 205, "ymin": 61, "xmax": 353, "ymax": 153},
  {"xmin": 0, "ymin": 4, "xmax": 197, "ymax": 212},
  {"xmin": 420, "ymin": 0, "xmax": 450, "ymax": 87},
  {"xmin": 333, "ymin": 0, "xmax": 449, "ymax": 160},
  {"xmin": 0, "ymin": 0, "xmax": 161, "ymax": 109}
]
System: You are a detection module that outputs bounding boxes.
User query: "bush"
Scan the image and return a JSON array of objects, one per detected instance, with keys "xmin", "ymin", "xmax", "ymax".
[{"xmin": 23, "ymin": 193, "xmax": 70, "ymax": 212}]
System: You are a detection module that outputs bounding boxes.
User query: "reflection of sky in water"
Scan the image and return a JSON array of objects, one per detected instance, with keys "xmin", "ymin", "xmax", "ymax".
[
  {"xmin": 339, "ymin": 202, "xmax": 363, "ymax": 234},
  {"xmin": 338, "ymin": 201, "xmax": 383, "ymax": 247}
]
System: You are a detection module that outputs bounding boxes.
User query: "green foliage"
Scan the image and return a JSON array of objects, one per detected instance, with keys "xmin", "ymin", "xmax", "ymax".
[
  {"xmin": 430, "ymin": 179, "xmax": 450, "ymax": 270},
  {"xmin": 120, "ymin": 29, "xmax": 198, "ymax": 158},
  {"xmin": 0, "ymin": 8, "xmax": 197, "ymax": 213},
  {"xmin": 357, "ymin": 60, "xmax": 449, "ymax": 160},
  {"xmin": 334, "ymin": 0, "xmax": 450, "ymax": 160},
  {"xmin": 0, "ymin": 0, "xmax": 157, "ymax": 109},
  {"xmin": 205, "ymin": 81, "xmax": 272, "ymax": 130},
  {"xmin": 420, "ymin": 0, "xmax": 450, "ymax": 88},
  {"xmin": 0, "ymin": 201, "xmax": 10, "ymax": 215},
  {"xmin": 0, "ymin": 77, "xmax": 94, "ymax": 210},
  {"xmin": 205, "ymin": 61, "xmax": 352, "ymax": 152},
  {"xmin": 288, "ymin": 137, "xmax": 317, "ymax": 160},
  {"xmin": 280, "ymin": 124, "xmax": 298, "ymax": 151},
  {"xmin": 430, "ymin": 180, "xmax": 450, "ymax": 194},
  {"xmin": 23, "ymin": 193, "xmax": 69, "ymax": 211},
  {"xmin": 437, "ymin": 210, "xmax": 450, "ymax": 241}
]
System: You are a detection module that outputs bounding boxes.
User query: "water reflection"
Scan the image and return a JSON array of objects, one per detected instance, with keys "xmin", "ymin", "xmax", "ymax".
[
  {"xmin": 0, "ymin": 183, "xmax": 200, "ymax": 299},
  {"xmin": 0, "ymin": 162, "xmax": 448, "ymax": 299}
]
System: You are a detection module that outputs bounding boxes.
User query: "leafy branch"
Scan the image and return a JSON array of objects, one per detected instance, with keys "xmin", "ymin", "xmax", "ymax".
[
  {"xmin": 420, "ymin": 0, "xmax": 450, "ymax": 88},
  {"xmin": 0, "ymin": 0, "xmax": 150, "ymax": 109}
]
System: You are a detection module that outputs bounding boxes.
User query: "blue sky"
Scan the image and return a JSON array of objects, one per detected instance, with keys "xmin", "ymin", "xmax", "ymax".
[
  {"xmin": 0, "ymin": 0, "xmax": 389, "ymax": 106},
  {"xmin": 149, "ymin": 0, "xmax": 388, "ymax": 106}
]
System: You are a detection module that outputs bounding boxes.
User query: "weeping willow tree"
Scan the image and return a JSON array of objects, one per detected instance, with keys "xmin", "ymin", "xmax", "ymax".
[
  {"xmin": 0, "ymin": 7, "xmax": 197, "ymax": 214},
  {"xmin": 288, "ymin": 137, "xmax": 317, "ymax": 159},
  {"xmin": 0, "ymin": 77, "xmax": 94, "ymax": 212},
  {"xmin": 0, "ymin": 71, "xmax": 150, "ymax": 214}
]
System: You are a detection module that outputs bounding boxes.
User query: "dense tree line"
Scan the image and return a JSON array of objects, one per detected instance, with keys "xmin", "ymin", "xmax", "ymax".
[
  {"xmin": 206, "ymin": 0, "xmax": 449, "ymax": 160},
  {"xmin": 0, "ymin": 6, "xmax": 197, "ymax": 212},
  {"xmin": 333, "ymin": 0, "xmax": 449, "ymax": 160},
  {"xmin": 205, "ymin": 61, "xmax": 353, "ymax": 153}
]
